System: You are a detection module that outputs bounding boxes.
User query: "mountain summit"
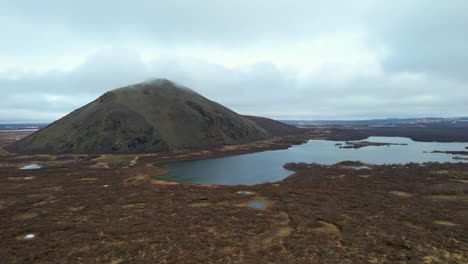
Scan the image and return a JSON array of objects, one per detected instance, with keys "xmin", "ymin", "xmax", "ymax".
[{"xmin": 9, "ymin": 79, "xmax": 272, "ymax": 154}]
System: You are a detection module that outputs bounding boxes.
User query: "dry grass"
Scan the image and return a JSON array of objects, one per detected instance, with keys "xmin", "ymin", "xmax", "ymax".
[
  {"xmin": 95, "ymin": 154, "xmax": 137, "ymax": 164},
  {"xmin": 9, "ymin": 154, "xmax": 55, "ymax": 161},
  {"xmin": 189, "ymin": 202, "xmax": 210, "ymax": 207},
  {"xmin": 12, "ymin": 212, "xmax": 38, "ymax": 220},
  {"xmin": 80, "ymin": 177, "xmax": 98, "ymax": 181},
  {"xmin": 430, "ymin": 195, "xmax": 468, "ymax": 201},
  {"xmin": 1, "ymin": 148, "xmax": 467, "ymax": 263},
  {"xmin": 434, "ymin": 220, "xmax": 459, "ymax": 226},
  {"xmin": 0, "ymin": 146, "xmax": 11, "ymax": 156},
  {"xmin": 89, "ymin": 162, "xmax": 109, "ymax": 169},
  {"xmin": 121, "ymin": 203, "xmax": 146, "ymax": 209},
  {"xmin": 389, "ymin": 191, "xmax": 413, "ymax": 197},
  {"xmin": 249, "ymin": 212, "xmax": 293, "ymax": 252},
  {"xmin": 450, "ymin": 179, "xmax": 468, "ymax": 183},
  {"xmin": 311, "ymin": 220, "xmax": 341, "ymax": 234}
]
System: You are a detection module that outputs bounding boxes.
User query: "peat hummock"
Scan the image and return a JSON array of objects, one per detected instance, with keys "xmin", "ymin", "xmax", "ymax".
[{"xmin": 7, "ymin": 79, "xmax": 300, "ymax": 154}]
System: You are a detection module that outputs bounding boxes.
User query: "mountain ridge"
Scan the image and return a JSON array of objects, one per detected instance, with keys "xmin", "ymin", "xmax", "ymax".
[{"xmin": 7, "ymin": 79, "xmax": 300, "ymax": 154}]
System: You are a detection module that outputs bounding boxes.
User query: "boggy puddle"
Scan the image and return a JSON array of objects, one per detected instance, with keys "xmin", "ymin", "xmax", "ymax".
[
  {"xmin": 188, "ymin": 191, "xmax": 270, "ymax": 210},
  {"xmin": 20, "ymin": 164, "xmax": 44, "ymax": 170},
  {"xmin": 245, "ymin": 201, "xmax": 268, "ymax": 209}
]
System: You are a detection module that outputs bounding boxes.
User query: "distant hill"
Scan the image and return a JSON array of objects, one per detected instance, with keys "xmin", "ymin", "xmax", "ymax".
[
  {"xmin": 284, "ymin": 117, "xmax": 468, "ymax": 126},
  {"xmin": 8, "ymin": 79, "xmax": 275, "ymax": 154},
  {"xmin": 243, "ymin": 115, "xmax": 304, "ymax": 136}
]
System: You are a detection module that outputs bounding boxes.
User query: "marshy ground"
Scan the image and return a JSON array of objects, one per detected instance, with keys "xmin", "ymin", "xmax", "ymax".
[{"xmin": 0, "ymin": 130, "xmax": 467, "ymax": 263}]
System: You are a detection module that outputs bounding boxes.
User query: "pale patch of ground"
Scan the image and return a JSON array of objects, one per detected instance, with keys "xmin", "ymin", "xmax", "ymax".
[
  {"xmin": 434, "ymin": 220, "xmax": 459, "ymax": 226},
  {"xmin": 130, "ymin": 156, "xmax": 139, "ymax": 164},
  {"xmin": 422, "ymin": 250, "xmax": 466, "ymax": 264},
  {"xmin": 389, "ymin": 191, "xmax": 413, "ymax": 197},
  {"xmin": 400, "ymin": 221, "xmax": 429, "ymax": 233},
  {"xmin": 9, "ymin": 154, "xmax": 55, "ymax": 161},
  {"xmin": 67, "ymin": 206, "xmax": 85, "ymax": 212},
  {"xmin": 311, "ymin": 220, "xmax": 341, "ymax": 235},
  {"xmin": 16, "ymin": 234, "xmax": 36, "ymax": 240},
  {"xmin": 173, "ymin": 154, "xmax": 189, "ymax": 158},
  {"xmin": 122, "ymin": 203, "xmax": 146, "ymax": 209},
  {"xmin": 125, "ymin": 174, "xmax": 148, "ymax": 184},
  {"xmin": 13, "ymin": 212, "xmax": 39, "ymax": 220},
  {"xmin": 219, "ymin": 247, "xmax": 241, "ymax": 255},
  {"xmin": 189, "ymin": 202, "xmax": 210, "ymax": 207},
  {"xmin": 220, "ymin": 145, "xmax": 243, "ymax": 151},
  {"xmin": 88, "ymin": 155, "xmax": 139, "ymax": 168},
  {"xmin": 33, "ymin": 199, "xmax": 54, "ymax": 207},
  {"xmin": 27, "ymin": 194, "xmax": 53, "ymax": 200},
  {"xmin": 8, "ymin": 176, "xmax": 34, "ymax": 181},
  {"xmin": 430, "ymin": 195, "xmax": 468, "ymax": 201},
  {"xmin": 334, "ymin": 174, "xmax": 347, "ymax": 179},
  {"xmin": 249, "ymin": 212, "xmax": 294, "ymax": 252},
  {"xmin": 41, "ymin": 186, "xmax": 63, "ymax": 192},
  {"xmin": 0, "ymin": 199, "xmax": 16, "ymax": 210},
  {"xmin": 0, "ymin": 162, "xmax": 25, "ymax": 168},
  {"xmin": 89, "ymin": 163, "xmax": 110, "ymax": 169},
  {"xmin": 0, "ymin": 146, "xmax": 9, "ymax": 156},
  {"xmin": 94, "ymin": 155, "xmax": 137, "ymax": 164},
  {"xmin": 217, "ymin": 139, "xmax": 275, "ymax": 152},
  {"xmin": 432, "ymin": 170, "xmax": 468, "ymax": 177},
  {"xmin": 80, "ymin": 178, "xmax": 98, "ymax": 182},
  {"xmin": 450, "ymin": 179, "xmax": 468, "ymax": 183},
  {"xmin": 150, "ymin": 179, "xmax": 179, "ymax": 185},
  {"xmin": 188, "ymin": 150, "xmax": 212, "ymax": 156},
  {"xmin": 433, "ymin": 170, "xmax": 450, "ymax": 174}
]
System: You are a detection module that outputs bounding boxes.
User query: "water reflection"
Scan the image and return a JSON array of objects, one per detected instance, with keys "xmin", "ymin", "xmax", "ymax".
[{"xmin": 155, "ymin": 137, "xmax": 467, "ymax": 185}]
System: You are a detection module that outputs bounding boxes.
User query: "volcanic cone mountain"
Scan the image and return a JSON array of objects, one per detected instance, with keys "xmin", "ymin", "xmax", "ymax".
[{"xmin": 9, "ymin": 79, "xmax": 272, "ymax": 154}]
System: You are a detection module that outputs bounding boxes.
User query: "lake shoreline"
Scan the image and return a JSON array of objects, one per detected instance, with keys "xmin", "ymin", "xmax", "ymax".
[{"xmin": 151, "ymin": 136, "xmax": 468, "ymax": 185}]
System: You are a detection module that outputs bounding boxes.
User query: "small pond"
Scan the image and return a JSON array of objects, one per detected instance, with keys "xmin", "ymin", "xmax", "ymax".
[
  {"xmin": 246, "ymin": 201, "xmax": 268, "ymax": 210},
  {"xmin": 20, "ymin": 164, "xmax": 43, "ymax": 170},
  {"xmin": 154, "ymin": 137, "xmax": 467, "ymax": 185}
]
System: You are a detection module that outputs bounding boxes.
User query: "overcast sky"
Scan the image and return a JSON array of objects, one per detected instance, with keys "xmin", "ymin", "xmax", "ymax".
[{"xmin": 1, "ymin": 0, "xmax": 467, "ymax": 122}]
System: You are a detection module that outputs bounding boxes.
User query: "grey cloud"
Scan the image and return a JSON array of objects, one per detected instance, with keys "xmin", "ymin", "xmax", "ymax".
[
  {"xmin": 370, "ymin": 1, "xmax": 468, "ymax": 81},
  {"xmin": 2, "ymin": 49, "xmax": 468, "ymax": 122},
  {"xmin": 1, "ymin": 0, "xmax": 468, "ymax": 122},
  {"xmin": 1, "ymin": 0, "xmax": 372, "ymax": 49}
]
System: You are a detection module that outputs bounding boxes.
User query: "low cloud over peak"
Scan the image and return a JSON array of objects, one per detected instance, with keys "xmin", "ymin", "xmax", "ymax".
[{"xmin": 1, "ymin": 0, "xmax": 467, "ymax": 122}]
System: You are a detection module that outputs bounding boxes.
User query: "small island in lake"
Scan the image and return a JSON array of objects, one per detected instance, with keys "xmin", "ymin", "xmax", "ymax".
[
  {"xmin": 339, "ymin": 141, "xmax": 408, "ymax": 149},
  {"xmin": 431, "ymin": 150, "xmax": 468, "ymax": 156}
]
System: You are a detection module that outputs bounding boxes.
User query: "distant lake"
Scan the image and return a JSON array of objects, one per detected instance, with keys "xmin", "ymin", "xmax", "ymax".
[
  {"xmin": 154, "ymin": 137, "xmax": 468, "ymax": 185},
  {"xmin": 367, "ymin": 124, "xmax": 396, "ymax": 127},
  {"xmin": 0, "ymin": 129, "xmax": 38, "ymax": 132}
]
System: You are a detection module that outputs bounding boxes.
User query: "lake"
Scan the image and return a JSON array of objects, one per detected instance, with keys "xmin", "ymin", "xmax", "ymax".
[
  {"xmin": 0, "ymin": 128, "xmax": 39, "ymax": 133},
  {"xmin": 154, "ymin": 137, "xmax": 468, "ymax": 185}
]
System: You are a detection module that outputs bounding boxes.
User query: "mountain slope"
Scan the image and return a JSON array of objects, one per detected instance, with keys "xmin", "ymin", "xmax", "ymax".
[
  {"xmin": 243, "ymin": 115, "xmax": 304, "ymax": 136},
  {"xmin": 8, "ymin": 79, "xmax": 270, "ymax": 154}
]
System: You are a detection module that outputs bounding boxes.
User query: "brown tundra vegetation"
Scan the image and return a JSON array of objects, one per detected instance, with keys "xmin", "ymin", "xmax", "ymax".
[{"xmin": 0, "ymin": 128, "xmax": 467, "ymax": 263}]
